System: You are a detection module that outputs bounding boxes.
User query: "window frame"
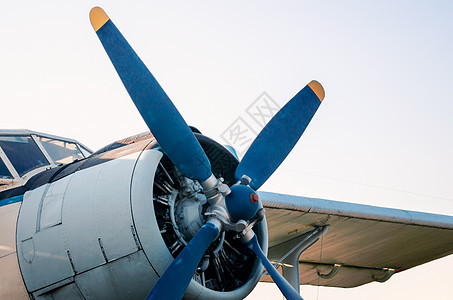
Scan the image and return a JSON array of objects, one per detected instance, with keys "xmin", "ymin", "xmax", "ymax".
[
  {"xmin": 0, "ymin": 145, "xmax": 20, "ymax": 179},
  {"xmin": 0, "ymin": 144, "xmax": 24, "ymax": 188},
  {"xmin": 0, "ymin": 130, "xmax": 93, "ymax": 191}
]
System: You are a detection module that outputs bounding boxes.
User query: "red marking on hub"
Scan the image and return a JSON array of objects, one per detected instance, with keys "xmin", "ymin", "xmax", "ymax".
[{"xmin": 250, "ymin": 193, "xmax": 259, "ymax": 204}]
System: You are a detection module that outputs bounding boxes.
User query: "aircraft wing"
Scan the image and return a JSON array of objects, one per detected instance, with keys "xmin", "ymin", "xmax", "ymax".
[{"xmin": 258, "ymin": 191, "xmax": 453, "ymax": 288}]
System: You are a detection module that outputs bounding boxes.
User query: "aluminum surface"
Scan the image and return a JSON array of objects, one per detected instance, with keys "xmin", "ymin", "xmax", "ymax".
[
  {"xmin": 260, "ymin": 191, "xmax": 453, "ymax": 288},
  {"xmin": 0, "ymin": 202, "xmax": 28, "ymax": 299}
]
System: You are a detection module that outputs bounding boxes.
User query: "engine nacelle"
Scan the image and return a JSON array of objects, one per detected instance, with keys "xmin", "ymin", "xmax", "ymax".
[{"xmin": 16, "ymin": 133, "xmax": 267, "ymax": 299}]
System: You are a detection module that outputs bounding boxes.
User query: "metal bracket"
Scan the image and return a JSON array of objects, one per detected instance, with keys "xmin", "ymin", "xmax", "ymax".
[
  {"xmin": 318, "ymin": 263, "xmax": 342, "ymax": 279},
  {"xmin": 264, "ymin": 225, "xmax": 329, "ymax": 294},
  {"xmin": 372, "ymin": 268, "xmax": 395, "ymax": 283}
]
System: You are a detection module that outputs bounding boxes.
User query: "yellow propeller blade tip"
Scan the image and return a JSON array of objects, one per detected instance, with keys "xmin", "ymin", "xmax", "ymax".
[
  {"xmin": 90, "ymin": 7, "xmax": 110, "ymax": 32},
  {"xmin": 308, "ymin": 80, "xmax": 325, "ymax": 102}
]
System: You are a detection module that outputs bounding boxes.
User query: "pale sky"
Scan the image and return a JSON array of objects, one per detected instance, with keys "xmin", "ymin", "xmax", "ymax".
[{"xmin": 1, "ymin": 1, "xmax": 453, "ymax": 299}]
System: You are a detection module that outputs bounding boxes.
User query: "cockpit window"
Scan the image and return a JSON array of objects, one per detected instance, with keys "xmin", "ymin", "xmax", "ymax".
[
  {"xmin": 0, "ymin": 136, "xmax": 50, "ymax": 176},
  {"xmin": 0, "ymin": 158, "xmax": 13, "ymax": 179},
  {"xmin": 38, "ymin": 137, "xmax": 85, "ymax": 164}
]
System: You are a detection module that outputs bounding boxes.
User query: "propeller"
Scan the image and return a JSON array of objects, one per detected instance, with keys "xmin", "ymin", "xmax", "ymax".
[
  {"xmin": 246, "ymin": 233, "xmax": 303, "ymax": 300},
  {"xmin": 235, "ymin": 80, "xmax": 324, "ymax": 190},
  {"xmin": 89, "ymin": 7, "xmax": 212, "ymax": 183},
  {"xmin": 90, "ymin": 7, "xmax": 324, "ymax": 300},
  {"xmin": 146, "ymin": 221, "xmax": 220, "ymax": 300}
]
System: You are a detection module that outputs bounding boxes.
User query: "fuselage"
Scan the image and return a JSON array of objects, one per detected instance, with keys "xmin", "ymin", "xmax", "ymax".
[{"xmin": 0, "ymin": 201, "xmax": 28, "ymax": 298}]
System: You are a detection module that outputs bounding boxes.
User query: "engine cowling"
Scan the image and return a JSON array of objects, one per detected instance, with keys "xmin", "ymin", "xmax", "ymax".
[{"xmin": 16, "ymin": 133, "xmax": 267, "ymax": 299}]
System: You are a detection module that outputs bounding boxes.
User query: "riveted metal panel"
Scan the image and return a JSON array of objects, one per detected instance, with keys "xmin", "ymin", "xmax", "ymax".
[
  {"xmin": 31, "ymin": 278, "xmax": 75, "ymax": 299},
  {"xmin": 62, "ymin": 152, "xmax": 142, "ymax": 273},
  {"xmin": 39, "ymin": 176, "xmax": 72, "ymax": 230},
  {"xmin": 51, "ymin": 283, "xmax": 84, "ymax": 299},
  {"xmin": 61, "ymin": 165, "xmax": 105, "ymax": 272},
  {"xmin": 92, "ymin": 153, "xmax": 140, "ymax": 260},
  {"xmin": 18, "ymin": 225, "xmax": 74, "ymax": 292},
  {"xmin": 75, "ymin": 251, "xmax": 159, "ymax": 300},
  {"xmin": 17, "ymin": 184, "xmax": 48, "ymax": 242},
  {"xmin": 35, "ymin": 283, "xmax": 84, "ymax": 300}
]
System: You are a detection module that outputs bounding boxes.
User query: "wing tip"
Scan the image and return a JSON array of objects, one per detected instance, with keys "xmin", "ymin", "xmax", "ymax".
[
  {"xmin": 308, "ymin": 80, "xmax": 325, "ymax": 102},
  {"xmin": 90, "ymin": 7, "xmax": 110, "ymax": 32}
]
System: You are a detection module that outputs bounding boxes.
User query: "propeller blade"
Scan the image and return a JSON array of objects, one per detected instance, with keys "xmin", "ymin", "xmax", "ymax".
[
  {"xmin": 89, "ymin": 7, "xmax": 212, "ymax": 182},
  {"xmin": 246, "ymin": 234, "xmax": 303, "ymax": 300},
  {"xmin": 235, "ymin": 81, "xmax": 324, "ymax": 190},
  {"xmin": 147, "ymin": 221, "xmax": 220, "ymax": 300}
]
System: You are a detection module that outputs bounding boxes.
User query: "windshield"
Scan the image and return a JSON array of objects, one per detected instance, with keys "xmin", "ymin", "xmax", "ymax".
[
  {"xmin": 0, "ymin": 158, "xmax": 13, "ymax": 179},
  {"xmin": 38, "ymin": 137, "xmax": 85, "ymax": 164},
  {"xmin": 0, "ymin": 136, "xmax": 49, "ymax": 177}
]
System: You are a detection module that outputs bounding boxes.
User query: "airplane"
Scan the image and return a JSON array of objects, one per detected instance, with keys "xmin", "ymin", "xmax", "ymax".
[{"xmin": 1, "ymin": 6, "xmax": 453, "ymax": 300}]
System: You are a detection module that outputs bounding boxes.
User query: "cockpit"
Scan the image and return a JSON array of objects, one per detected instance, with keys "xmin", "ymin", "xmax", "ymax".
[{"xmin": 0, "ymin": 130, "xmax": 92, "ymax": 191}]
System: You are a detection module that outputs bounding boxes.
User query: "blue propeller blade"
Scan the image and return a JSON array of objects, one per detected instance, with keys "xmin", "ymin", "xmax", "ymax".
[
  {"xmin": 146, "ymin": 221, "xmax": 220, "ymax": 300},
  {"xmin": 246, "ymin": 234, "xmax": 303, "ymax": 300},
  {"xmin": 235, "ymin": 81, "xmax": 324, "ymax": 190},
  {"xmin": 90, "ymin": 7, "xmax": 212, "ymax": 182}
]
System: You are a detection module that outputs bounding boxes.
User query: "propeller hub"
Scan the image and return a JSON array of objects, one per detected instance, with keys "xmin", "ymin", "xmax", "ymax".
[{"xmin": 225, "ymin": 185, "xmax": 260, "ymax": 222}]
